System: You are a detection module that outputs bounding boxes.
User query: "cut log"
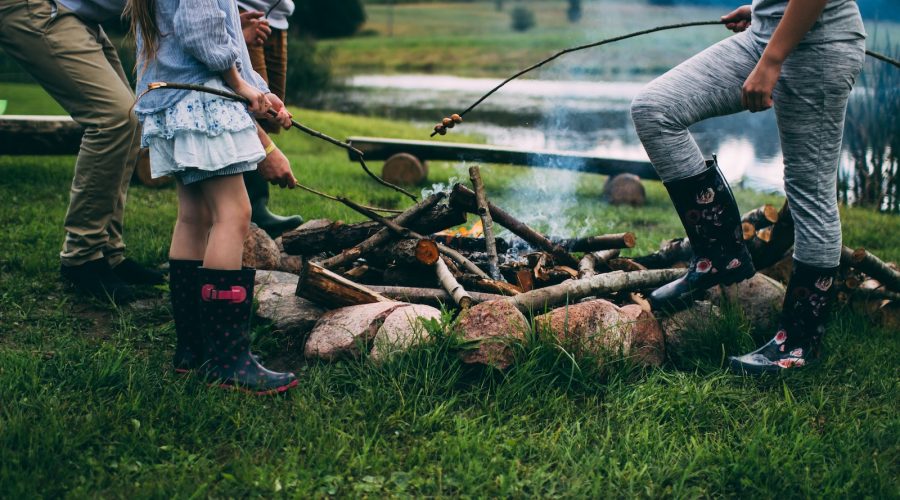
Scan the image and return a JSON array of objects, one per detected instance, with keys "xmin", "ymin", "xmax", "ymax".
[
  {"xmin": 602, "ymin": 173, "xmax": 646, "ymax": 206},
  {"xmin": 370, "ymin": 304, "xmax": 442, "ymax": 362},
  {"xmin": 283, "ymin": 201, "xmax": 466, "ymax": 256},
  {"xmin": 534, "ymin": 299, "xmax": 664, "ymax": 366},
  {"xmin": 741, "ymin": 204, "xmax": 779, "ymax": 230},
  {"xmin": 296, "ymin": 261, "xmax": 392, "ymax": 308},
  {"xmin": 435, "ymin": 257, "xmax": 473, "ymax": 309},
  {"xmin": 578, "ymin": 249, "xmax": 621, "ymax": 279},
  {"xmin": 450, "ymin": 184, "xmax": 578, "ymax": 267},
  {"xmin": 468, "ymin": 165, "xmax": 501, "ymax": 280},
  {"xmin": 554, "ymin": 232, "xmax": 636, "ymax": 252},
  {"xmin": 304, "ymin": 302, "xmax": 408, "ymax": 360},
  {"xmin": 849, "ymin": 248, "xmax": 900, "ymax": 292},
  {"xmin": 369, "ymin": 238, "xmax": 440, "ymax": 267},
  {"xmin": 319, "ymin": 192, "xmax": 446, "ymax": 268},
  {"xmin": 381, "ymin": 152, "xmax": 428, "ymax": 186},
  {"xmin": 607, "ymin": 258, "xmax": 648, "ymax": 273},
  {"xmin": 367, "ymin": 285, "xmax": 506, "ymax": 307},
  {"xmin": 456, "ymin": 300, "xmax": 530, "ymax": 369},
  {"xmin": 503, "ymin": 268, "xmax": 688, "ymax": 313},
  {"xmin": 747, "ymin": 200, "xmax": 794, "ymax": 270}
]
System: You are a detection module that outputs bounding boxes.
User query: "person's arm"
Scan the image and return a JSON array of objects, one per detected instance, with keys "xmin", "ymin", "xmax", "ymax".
[
  {"xmin": 256, "ymin": 125, "xmax": 298, "ymax": 188},
  {"xmin": 173, "ymin": 0, "xmax": 239, "ymax": 72},
  {"xmin": 742, "ymin": 0, "xmax": 828, "ymax": 112}
]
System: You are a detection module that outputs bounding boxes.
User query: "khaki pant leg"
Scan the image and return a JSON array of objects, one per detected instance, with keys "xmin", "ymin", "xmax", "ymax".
[
  {"xmin": 0, "ymin": 0, "xmax": 139, "ymax": 267},
  {"xmin": 263, "ymin": 29, "xmax": 287, "ymax": 102}
]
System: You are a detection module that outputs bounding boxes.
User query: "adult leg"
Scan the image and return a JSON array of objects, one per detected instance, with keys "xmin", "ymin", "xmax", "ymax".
[
  {"xmin": 630, "ymin": 32, "xmax": 762, "ymax": 310},
  {"xmin": 729, "ymin": 40, "xmax": 865, "ymax": 374}
]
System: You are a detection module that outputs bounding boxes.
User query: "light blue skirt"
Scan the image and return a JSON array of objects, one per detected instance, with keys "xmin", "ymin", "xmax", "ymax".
[{"xmin": 140, "ymin": 78, "xmax": 265, "ymax": 185}]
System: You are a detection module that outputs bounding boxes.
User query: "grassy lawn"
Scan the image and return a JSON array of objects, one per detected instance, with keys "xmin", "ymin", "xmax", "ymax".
[
  {"xmin": 322, "ymin": 1, "xmax": 900, "ymax": 79},
  {"xmin": 2, "ymin": 82, "xmax": 899, "ymax": 496}
]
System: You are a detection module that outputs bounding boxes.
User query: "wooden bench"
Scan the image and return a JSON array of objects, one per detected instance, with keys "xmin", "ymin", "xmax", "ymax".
[
  {"xmin": 346, "ymin": 136, "xmax": 659, "ymax": 183},
  {"xmin": 0, "ymin": 115, "xmax": 82, "ymax": 155}
]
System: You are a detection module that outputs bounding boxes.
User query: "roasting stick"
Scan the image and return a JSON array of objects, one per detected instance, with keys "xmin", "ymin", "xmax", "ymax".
[
  {"xmin": 429, "ymin": 21, "xmax": 900, "ymax": 137},
  {"xmin": 141, "ymin": 82, "xmax": 419, "ymax": 202}
]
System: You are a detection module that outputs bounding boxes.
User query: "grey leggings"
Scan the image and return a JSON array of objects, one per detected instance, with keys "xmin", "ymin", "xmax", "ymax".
[{"xmin": 631, "ymin": 31, "xmax": 865, "ymax": 267}]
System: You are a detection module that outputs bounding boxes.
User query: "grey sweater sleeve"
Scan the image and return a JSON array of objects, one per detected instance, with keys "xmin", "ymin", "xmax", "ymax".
[{"xmin": 174, "ymin": 0, "xmax": 240, "ymax": 72}]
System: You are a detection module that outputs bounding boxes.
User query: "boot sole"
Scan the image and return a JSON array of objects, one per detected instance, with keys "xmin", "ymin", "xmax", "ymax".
[
  {"xmin": 212, "ymin": 378, "xmax": 299, "ymax": 396},
  {"xmin": 650, "ymin": 267, "xmax": 757, "ymax": 312}
]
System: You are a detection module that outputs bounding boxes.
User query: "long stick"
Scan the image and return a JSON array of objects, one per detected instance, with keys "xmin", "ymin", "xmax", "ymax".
[
  {"xmin": 142, "ymin": 82, "xmax": 418, "ymax": 201},
  {"xmin": 429, "ymin": 23, "xmax": 900, "ymax": 137},
  {"xmin": 468, "ymin": 166, "xmax": 500, "ymax": 279}
]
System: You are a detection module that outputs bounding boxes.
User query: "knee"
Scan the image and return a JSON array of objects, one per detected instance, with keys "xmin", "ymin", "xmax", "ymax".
[
  {"xmin": 177, "ymin": 208, "xmax": 213, "ymax": 231},
  {"xmin": 630, "ymin": 91, "xmax": 673, "ymax": 135},
  {"xmin": 95, "ymin": 100, "xmax": 139, "ymax": 135},
  {"xmin": 216, "ymin": 198, "xmax": 252, "ymax": 237}
]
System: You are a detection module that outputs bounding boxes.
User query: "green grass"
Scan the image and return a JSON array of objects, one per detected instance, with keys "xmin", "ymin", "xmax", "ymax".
[
  {"xmin": 1, "ymin": 82, "xmax": 899, "ymax": 497},
  {"xmin": 322, "ymin": 1, "xmax": 900, "ymax": 80}
]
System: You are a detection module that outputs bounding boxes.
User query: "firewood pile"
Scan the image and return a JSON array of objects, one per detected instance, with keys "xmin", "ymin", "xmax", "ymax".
[{"xmin": 243, "ymin": 173, "xmax": 900, "ymax": 370}]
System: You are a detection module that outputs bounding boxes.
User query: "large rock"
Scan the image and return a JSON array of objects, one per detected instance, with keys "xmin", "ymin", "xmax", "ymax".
[
  {"xmin": 659, "ymin": 300, "xmax": 722, "ymax": 357},
  {"xmin": 370, "ymin": 304, "xmax": 442, "ymax": 362},
  {"xmin": 255, "ymin": 270, "xmax": 325, "ymax": 337},
  {"xmin": 535, "ymin": 299, "xmax": 664, "ymax": 366},
  {"xmin": 243, "ymin": 224, "xmax": 281, "ymax": 270},
  {"xmin": 305, "ymin": 301, "xmax": 407, "ymax": 361},
  {"xmin": 708, "ymin": 273, "xmax": 785, "ymax": 331},
  {"xmin": 456, "ymin": 300, "xmax": 529, "ymax": 369},
  {"xmin": 602, "ymin": 173, "xmax": 646, "ymax": 207}
]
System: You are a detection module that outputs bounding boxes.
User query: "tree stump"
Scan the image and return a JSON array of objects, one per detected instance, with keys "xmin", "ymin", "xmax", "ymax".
[
  {"xmin": 381, "ymin": 153, "xmax": 428, "ymax": 186},
  {"xmin": 534, "ymin": 299, "xmax": 664, "ymax": 366},
  {"xmin": 456, "ymin": 300, "xmax": 529, "ymax": 369},
  {"xmin": 602, "ymin": 173, "xmax": 646, "ymax": 207}
]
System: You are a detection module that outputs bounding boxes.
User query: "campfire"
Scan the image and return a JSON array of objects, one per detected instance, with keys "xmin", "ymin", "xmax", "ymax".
[{"xmin": 246, "ymin": 167, "xmax": 900, "ymax": 368}]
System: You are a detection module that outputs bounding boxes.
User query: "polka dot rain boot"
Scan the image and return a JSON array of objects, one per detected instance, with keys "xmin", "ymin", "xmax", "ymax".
[
  {"xmin": 169, "ymin": 259, "xmax": 203, "ymax": 373},
  {"xmin": 198, "ymin": 267, "xmax": 298, "ymax": 395},
  {"xmin": 649, "ymin": 157, "xmax": 756, "ymax": 311},
  {"xmin": 729, "ymin": 260, "xmax": 838, "ymax": 374}
]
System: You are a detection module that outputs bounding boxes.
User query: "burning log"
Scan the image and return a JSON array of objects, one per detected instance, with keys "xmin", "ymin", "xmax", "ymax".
[
  {"xmin": 450, "ymin": 184, "xmax": 579, "ymax": 267},
  {"xmin": 435, "ymin": 256, "xmax": 473, "ymax": 309},
  {"xmin": 319, "ymin": 193, "xmax": 445, "ymax": 269},
  {"xmin": 468, "ymin": 166, "xmax": 501, "ymax": 280},
  {"xmin": 296, "ymin": 261, "xmax": 392, "ymax": 309},
  {"xmin": 502, "ymin": 268, "xmax": 687, "ymax": 313},
  {"xmin": 283, "ymin": 202, "xmax": 465, "ymax": 256},
  {"xmin": 553, "ymin": 232, "xmax": 636, "ymax": 253},
  {"xmin": 369, "ymin": 238, "xmax": 441, "ymax": 268},
  {"xmin": 847, "ymin": 248, "xmax": 900, "ymax": 292}
]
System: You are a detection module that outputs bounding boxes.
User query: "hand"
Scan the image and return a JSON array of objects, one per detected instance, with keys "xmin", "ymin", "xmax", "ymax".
[
  {"xmin": 235, "ymin": 79, "xmax": 270, "ymax": 116},
  {"xmin": 721, "ymin": 5, "xmax": 752, "ymax": 32},
  {"xmin": 257, "ymin": 144, "xmax": 298, "ymax": 188},
  {"xmin": 265, "ymin": 93, "xmax": 293, "ymax": 129},
  {"xmin": 742, "ymin": 56, "xmax": 781, "ymax": 112},
  {"xmin": 239, "ymin": 11, "xmax": 271, "ymax": 46}
]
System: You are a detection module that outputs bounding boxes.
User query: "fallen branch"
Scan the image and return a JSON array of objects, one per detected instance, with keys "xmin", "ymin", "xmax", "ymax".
[
  {"xmin": 578, "ymin": 248, "xmax": 621, "ymax": 279},
  {"xmin": 469, "ymin": 166, "xmax": 500, "ymax": 279},
  {"xmin": 367, "ymin": 285, "xmax": 505, "ymax": 307},
  {"xmin": 503, "ymin": 268, "xmax": 688, "ymax": 313},
  {"xmin": 849, "ymin": 248, "xmax": 900, "ymax": 292},
  {"xmin": 436, "ymin": 257, "xmax": 473, "ymax": 308},
  {"xmin": 296, "ymin": 261, "xmax": 392, "ymax": 308},
  {"xmin": 554, "ymin": 233, "xmax": 636, "ymax": 252}
]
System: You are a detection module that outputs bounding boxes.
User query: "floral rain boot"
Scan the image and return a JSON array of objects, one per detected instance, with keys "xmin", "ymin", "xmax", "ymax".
[
  {"xmin": 169, "ymin": 259, "xmax": 203, "ymax": 373},
  {"xmin": 198, "ymin": 267, "xmax": 298, "ymax": 395},
  {"xmin": 729, "ymin": 260, "xmax": 838, "ymax": 374},
  {"xmin": 649, "ymin": 158, "xmax": 756, "ymax": 311}
]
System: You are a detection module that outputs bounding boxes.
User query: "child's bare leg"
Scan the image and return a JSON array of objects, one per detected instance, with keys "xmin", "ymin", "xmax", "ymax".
[
  {"xmin": 198, "ymin": 174, "xmax": 251, "ymax": 270},
  {"xmin": 169, "ymin": 179, "xmax": 212, "ymax": 261}
]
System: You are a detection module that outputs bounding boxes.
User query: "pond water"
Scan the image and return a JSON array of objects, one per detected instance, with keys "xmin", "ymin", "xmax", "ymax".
[{"xmin": 317, "ymin": 74, "xmax": 859, "ymax": 195}]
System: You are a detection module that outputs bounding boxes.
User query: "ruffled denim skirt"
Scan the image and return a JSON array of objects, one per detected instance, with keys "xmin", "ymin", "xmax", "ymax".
[{"xmin": 139, "ymin": 78, "xmax": 264, "ymax": 185}]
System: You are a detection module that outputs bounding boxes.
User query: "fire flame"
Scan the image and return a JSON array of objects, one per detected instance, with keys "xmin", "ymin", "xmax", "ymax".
[{"xmin": 436, "ymin": 220, "xmax": 484, "ymax": 238}]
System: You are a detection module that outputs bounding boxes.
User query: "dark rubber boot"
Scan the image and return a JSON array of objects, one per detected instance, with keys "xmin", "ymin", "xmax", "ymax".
[
  {"xmin": 169, "ymin": 259, "xmax": 203, "ymax": 373},
  {"xmin": 112, "ymin": 258, "xmax": 166, "ymax": 286},
  {"xmin": 244, "ymin": 170, "xmax": 302, "ymax": 238},
  {"xmin": 649, "ymin": 158, "xmax": 756, "ymax": 311},
  {"xmin": 729, "ymin": 260, "xmax": 838, "ymax": 374},
  {"xmin": 60, "ymin": 259, "xmax": 135, "ymax": 305},
  {"xmin": 198, "ymin": 267, "xmax": 298, "ymax": 395}
]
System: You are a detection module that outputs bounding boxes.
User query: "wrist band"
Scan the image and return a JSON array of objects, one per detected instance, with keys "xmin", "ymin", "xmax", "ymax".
[{"xmin": 264, "ymin": 141, "xmax": 277, "ymax": 156}]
